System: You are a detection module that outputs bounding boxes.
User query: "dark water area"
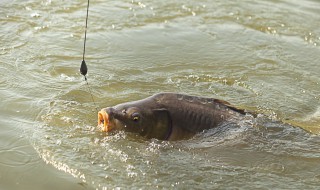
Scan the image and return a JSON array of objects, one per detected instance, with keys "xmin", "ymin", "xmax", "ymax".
[{"xmin": 1, "ymin": 0, "xmax": 320, "ymax": 189}]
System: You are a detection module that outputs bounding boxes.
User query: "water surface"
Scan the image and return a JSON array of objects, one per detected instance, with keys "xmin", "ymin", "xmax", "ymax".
[{"xmin": 1, "ymin": 0, "xmax": 320, "ymax": 189}]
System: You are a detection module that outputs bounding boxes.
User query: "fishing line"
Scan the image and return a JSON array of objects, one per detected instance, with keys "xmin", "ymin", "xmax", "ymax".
[{"xmin": 80, "ymin": 0, "xmax": 98, "ymax": 111}]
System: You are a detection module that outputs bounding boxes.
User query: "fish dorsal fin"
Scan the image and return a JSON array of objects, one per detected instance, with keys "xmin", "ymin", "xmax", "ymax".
[
  {"xmin": 214, "ymin": 99, "xmax": 247, "ymax": 115},
  {"xmin": 214, "ymin": 99, "xmax": 231, "ymax": 105}
]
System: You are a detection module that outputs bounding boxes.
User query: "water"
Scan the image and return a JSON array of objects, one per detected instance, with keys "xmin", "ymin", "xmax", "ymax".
[{"xmin": 1, "ymin": 0, "xmax": 320, "ymax": 189}]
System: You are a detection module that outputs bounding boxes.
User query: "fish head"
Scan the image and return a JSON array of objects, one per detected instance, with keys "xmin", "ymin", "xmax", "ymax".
[{"xmin": 98, "ymin": 103, "xmax": 172, "ymax": 139}]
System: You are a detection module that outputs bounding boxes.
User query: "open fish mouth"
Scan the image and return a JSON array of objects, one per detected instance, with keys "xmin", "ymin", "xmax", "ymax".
[{"xmin": 98, "ymin": 110, "xmax": 111, "ymax": 132}]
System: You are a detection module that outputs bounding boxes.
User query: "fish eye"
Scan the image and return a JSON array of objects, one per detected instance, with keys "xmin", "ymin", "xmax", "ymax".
[{"xmin": 131, "ymin": 112, "xmax": 140, "ymax": 122}]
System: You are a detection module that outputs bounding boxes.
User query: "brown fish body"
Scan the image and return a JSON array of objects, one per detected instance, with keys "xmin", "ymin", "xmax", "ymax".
[{"xmin": 98, "ymin": 93, "xmax": 247, "ymax": 140}]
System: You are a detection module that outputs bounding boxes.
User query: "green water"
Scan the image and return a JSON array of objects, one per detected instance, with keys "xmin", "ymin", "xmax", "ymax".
[{"xmin": 1, "ymin": 0, "xmax": 320, "ymax": 189}]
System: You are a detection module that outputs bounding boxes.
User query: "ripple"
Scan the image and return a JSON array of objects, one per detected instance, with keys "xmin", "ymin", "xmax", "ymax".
[
  {"xmin": 0, "ymin": 148, "xmax": 37, "ymax": 167},
  {"xmin": 36, "ymin": 148, "xmax": 87, "ymax": 181}
]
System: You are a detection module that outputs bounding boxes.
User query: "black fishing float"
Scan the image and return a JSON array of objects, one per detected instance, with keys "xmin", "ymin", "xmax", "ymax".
[
  {"xmin": 80, "ymin": 0, "xmax": 97, "ymax": 111},
  {"xmin": 80, "ymin": 0, "xmax": 89, "ymax": 79}
]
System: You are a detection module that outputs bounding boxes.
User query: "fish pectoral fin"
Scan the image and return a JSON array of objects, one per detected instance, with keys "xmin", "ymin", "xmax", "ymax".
[{"xmin": 152, "ymin": 108, "xmax": 172, "ymax": 140}]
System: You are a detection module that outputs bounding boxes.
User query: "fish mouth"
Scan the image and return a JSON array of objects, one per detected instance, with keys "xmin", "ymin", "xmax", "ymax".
[{"xmin": 98, "ymin": 110, "xmax": 111, "ymax": 132}]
